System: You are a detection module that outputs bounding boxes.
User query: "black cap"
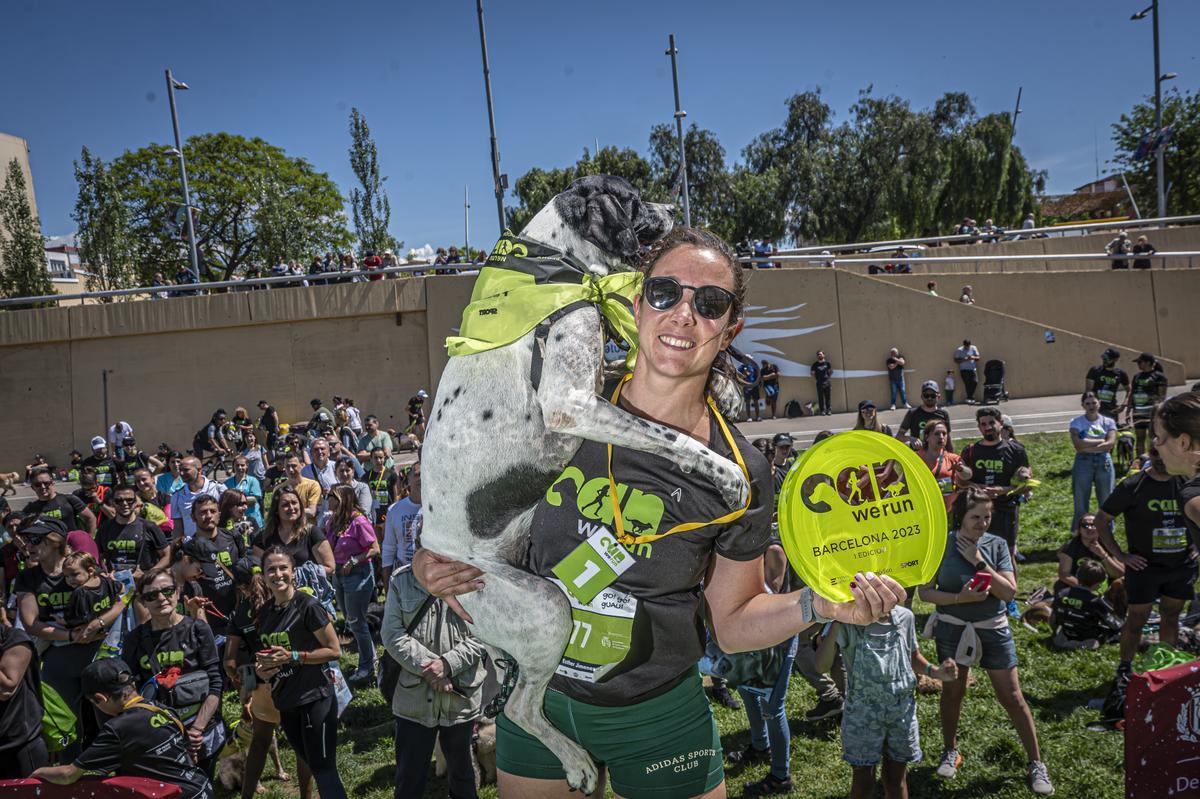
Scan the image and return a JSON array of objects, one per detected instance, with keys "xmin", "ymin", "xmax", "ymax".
[
  {"xmin": 1135, "ymin": 352, "xmax": 1155, "ymax": 363},
  {"xmin": 19, "ymin": 515, "xmax": 68, "ymax": 541},
  {"xmin": 81, "ymin": 658, "xmax": 134, "ymax": 696},
  {"xmin": 181, "ymin": 537, "xmax": 222, "ymax": 577},
  {"xmin": 858, "ymin": 399, "xmax": 876, "ymax": 411},
  {"xmin": 231, "ymin": 554, "xmax": 261, "ymax": 586},
  {"xmin": 772, "ymin": 433, "xmax": 794, "ymax": 447},
  {"xmin": 1102, "ymin": 347, "xmax": 1120, "ymax": 361},
  {"xmin": 310, "ymin": 398, "xmax": 322, "ymax": 407}
]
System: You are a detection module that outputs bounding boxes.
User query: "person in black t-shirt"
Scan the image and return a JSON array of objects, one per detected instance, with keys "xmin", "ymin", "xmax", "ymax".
[
  {"xmin": 811, "ymin": 351, "xmax": 834, "ymax": 415},
  {"xmin": 23, "ymin": 467, "xmax": 96, "ymax": 534},
  {"xmin": 32, "ymin": 658, "xmax": 212, "ymax": 799},
  {"xmin": 1050, "ymin": 559, "xmax": 1123, "ymax": 649},
  {"xmin": 82, "ymin": 437, "xmax": 120, "ymax": 490},
  {"xmin": 96, "ymin": 484, "xmax": 171, "ymax": 579},
  {"xmin": 1096, "ymin": 453, "xmax": 1191, "ymax": 675},
  {"xmin": 256, "ymin": 548, "xmax": 346, "ymax": 799},
  {"xmin": 1053, "ymin": 514, "xmax": 1125, "ymax": 594},
  {"xmin": 1085, "ymin": 348, "xmax": 1130, "ymax": 421},
  {"xmin": 962, "ymin": 407, "xmax": 1032, "ymax": 561},
  {"xmin": 0, "ymin": 624, "xmax": 47, "ymax": 777},
  {"xmin": 898, "ymin": 380, "xmax": 952, "ymax": 443},
  {"xmin": 181, "ymin": 495, "xmax": 245, "ymax": 634},
  {"xmin": 62, "ymin": 552, "xmax": 126, "ymax": 634},
  {"xmin": 123, "ymin": 567, "xmax": 225, "ymax": 780},
  {"xmin": 1127, "ymin": 353, "xmax": 1168, "ymax": 454},
  {"xmin": 258, "ymin": 400, "xmax": 280, "ymax": 450}
]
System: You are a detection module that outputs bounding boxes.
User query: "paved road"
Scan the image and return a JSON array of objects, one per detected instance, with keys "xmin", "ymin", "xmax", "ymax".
[
  {"xmin": 735, "ymin": 383, "xmax": 1193, "ymax": 448},
  {"xmin": 4, "ymin": 385, "xmax": 1189, "ymax": 507}
]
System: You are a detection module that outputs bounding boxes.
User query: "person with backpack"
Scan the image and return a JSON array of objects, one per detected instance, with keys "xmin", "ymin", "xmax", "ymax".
[{"xmin": 0, "ymin": 617, "xmax": 47, "ymax": 777}]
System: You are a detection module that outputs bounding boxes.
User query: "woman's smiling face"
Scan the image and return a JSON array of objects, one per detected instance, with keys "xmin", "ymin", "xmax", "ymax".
[{"xmin": 634, "ymin": 245, "xmax": 740, "ymax": 383}]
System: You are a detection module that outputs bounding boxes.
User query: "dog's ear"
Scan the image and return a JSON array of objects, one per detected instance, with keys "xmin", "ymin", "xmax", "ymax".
[{"xmin": 554, "ymin": 175, "xmax": 670, "ymax": 259}]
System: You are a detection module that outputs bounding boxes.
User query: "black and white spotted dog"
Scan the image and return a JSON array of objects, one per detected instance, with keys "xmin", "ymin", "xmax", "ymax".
[{"xmin": 420, "ymin": 175, "xmax": 750, "ymax": 793}]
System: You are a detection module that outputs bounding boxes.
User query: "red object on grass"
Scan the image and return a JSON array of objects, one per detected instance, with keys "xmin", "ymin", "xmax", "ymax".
[
  {"xmin": 0, "ymin": 776, "xmax": 182, "ymax": 797},
  {"xmin": 1124, "ymin": 658, "xmax": 1200, "ymax": 798}
]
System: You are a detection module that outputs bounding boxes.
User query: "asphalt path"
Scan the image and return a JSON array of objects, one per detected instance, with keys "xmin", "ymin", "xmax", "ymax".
[{"xmin": 4, "ymin": 385, "xmax": 1190, "ymax": 506}]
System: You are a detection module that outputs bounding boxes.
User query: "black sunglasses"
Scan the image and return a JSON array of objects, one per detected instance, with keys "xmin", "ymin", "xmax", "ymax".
[
  {"xmin": 140, "ymin": 585, "xmax": 177, "ymax": 601},
  {"xmin": 642, "ymin": 276, "xmax": 736, "ymax": 320}
]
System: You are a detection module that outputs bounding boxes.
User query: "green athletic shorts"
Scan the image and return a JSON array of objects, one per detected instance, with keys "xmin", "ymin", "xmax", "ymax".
[{"xmin": 496, "ymin": 668, "xmax": 724, "ymax": 797}]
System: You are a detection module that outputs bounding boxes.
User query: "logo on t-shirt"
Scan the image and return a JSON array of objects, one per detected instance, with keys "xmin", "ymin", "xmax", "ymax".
[{"xmin": 546, "ymin": 466, "xmax": 663, "ymax": 558}]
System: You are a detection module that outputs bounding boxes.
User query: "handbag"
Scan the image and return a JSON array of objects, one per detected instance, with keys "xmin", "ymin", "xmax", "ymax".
[{"xmin": 378, "ymin": 593, "xmax": 437, "ymax": 701}]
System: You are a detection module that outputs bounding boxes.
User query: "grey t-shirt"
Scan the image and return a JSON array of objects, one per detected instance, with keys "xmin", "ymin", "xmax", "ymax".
[
  {"xmin": 932, "ymin": 531, "xmax": 1012, "ymax": 622},
  {"xmin": 838, "ymin": 606, "xmax": 917, "ymax": 697}
]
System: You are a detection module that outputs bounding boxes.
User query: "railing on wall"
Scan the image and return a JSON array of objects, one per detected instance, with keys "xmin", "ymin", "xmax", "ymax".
[
  {"xmin": 741, "ymin": 251, "xmax": 1200, "ymax": 267},
  {"xmin": 775, "ymin": 213, "xmax": 1200, "ymax": 254}
]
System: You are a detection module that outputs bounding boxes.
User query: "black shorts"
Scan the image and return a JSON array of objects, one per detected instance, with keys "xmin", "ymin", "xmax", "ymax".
[
  {"xmin": 1125, "ymin": 562, "xmax": 1198, "ymax": 605},
  {"xmin": 988, "ymin": 504, "xmax": 1019, "ymax": 549}
]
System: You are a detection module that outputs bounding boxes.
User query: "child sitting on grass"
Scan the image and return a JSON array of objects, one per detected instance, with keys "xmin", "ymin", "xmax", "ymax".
[
  {"xmin": 816, "ymin": 602, "xmax": 958, "ymax": 799},
  {"xmin": 1050, "ymin": 558, "xmax": 1123, "ymax": 650}
]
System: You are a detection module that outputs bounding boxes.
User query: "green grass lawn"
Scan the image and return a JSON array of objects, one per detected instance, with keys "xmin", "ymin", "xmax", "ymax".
[{"xmin": 232, "ymin": 431, "xmax": 1128, "ymax": 798}]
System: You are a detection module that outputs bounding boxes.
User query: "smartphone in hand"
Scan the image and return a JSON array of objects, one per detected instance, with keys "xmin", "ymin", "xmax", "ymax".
[{"xmin": 966, "ymin": 572, "xmax": 992, "ymax": 592}]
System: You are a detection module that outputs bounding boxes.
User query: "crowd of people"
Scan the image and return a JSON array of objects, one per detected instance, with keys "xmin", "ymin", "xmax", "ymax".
[{"xmin": 0, "ymin": 225, "xmax": 1196, "ymax": 799}]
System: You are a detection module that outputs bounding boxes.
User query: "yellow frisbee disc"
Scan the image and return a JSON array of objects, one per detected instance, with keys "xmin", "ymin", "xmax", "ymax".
[{"xmin": 778, "ymin": 430, "xmax": 948, "ymax": 603}]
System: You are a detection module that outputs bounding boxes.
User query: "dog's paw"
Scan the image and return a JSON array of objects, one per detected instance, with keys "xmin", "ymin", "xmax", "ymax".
[
  {"xmin": 564, "ymin": 754, "xmax": 599, "ymax": 794},
  {"xmin": 718, "ymin": 467, "xmax": 751, "ymax": 511}
]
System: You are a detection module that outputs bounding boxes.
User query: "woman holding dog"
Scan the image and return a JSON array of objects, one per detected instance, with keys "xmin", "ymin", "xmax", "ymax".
[
  {"xmin": 918, "ymin": 488, "xmax": 1052, "ymax": 795},
  {"xmin": 416, "ymin": 227, "xmax": 905, "ymax": 799}
]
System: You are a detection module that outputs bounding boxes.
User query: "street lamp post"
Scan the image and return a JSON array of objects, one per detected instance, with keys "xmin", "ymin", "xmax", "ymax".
[
  {"xmin": 665, "ymin": 34, "xmax": 691, "ymax": 228},
  {"xmin": 476, "ymin": 0, "xmax": 507, "ymax": 234},
  {"xmin": 165, "ymin": 69, "xmax": 201, "ymax": 282},
  {"xmin": 1132, "ymin": 1, "xmax": 1173, "ymax": 219}
]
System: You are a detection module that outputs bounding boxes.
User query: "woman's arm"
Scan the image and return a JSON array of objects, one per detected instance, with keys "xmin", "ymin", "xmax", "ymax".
[
  {"xmin": 703, "ymin": 554, "xmax": 904, "ymax": 654},
  {"xmin": 17, "ymin": 593, "xmax": 66, "ymax": 642},
  {"xmin": 1056, "ymin": 552, "xmax": 1079, "ymax": 587},
  {"xmin": 312, "ymin": 538, "xmax": 336, "ymax": 579},
  {"xmin": 303, "ymin": 622, "xmax": 342, "ymax": 664},
  {"xmin": 1096, "ymin": 428, "xmax": 1117, "ymax": 454},
  {"xmin": 0, "ymin": 643, "xmax": 33, "ymax": 701},
  {"xmin": 983, "ymin": 568, "xmax": 1017, "ymax": 602},
  {"xmin": 223, "ymin": 633, "xmax": 244, "ymax": 685}
]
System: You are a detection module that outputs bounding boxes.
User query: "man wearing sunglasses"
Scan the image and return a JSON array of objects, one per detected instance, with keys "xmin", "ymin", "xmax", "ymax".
[
  {"xmin": 96, "ymin": 485, "xmax": 171, "ymax": 582},
  {"xmin": 21, "ymin": 467, "xmax": 96, "ymax": 535},
  {"xmin": 898, "ymin": 380, "xmax": 952, "ymax": 443}
]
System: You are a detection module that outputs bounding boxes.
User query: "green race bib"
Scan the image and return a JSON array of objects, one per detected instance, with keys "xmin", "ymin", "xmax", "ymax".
[{"xmin": 551, "ymin": 580, "xmax": 636, "ymax": 683}]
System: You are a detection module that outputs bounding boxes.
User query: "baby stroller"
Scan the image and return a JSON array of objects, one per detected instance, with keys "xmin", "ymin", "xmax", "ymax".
[{"xmin": 981, "ymin": 359, "xmax": 1008, "ymax": 404}]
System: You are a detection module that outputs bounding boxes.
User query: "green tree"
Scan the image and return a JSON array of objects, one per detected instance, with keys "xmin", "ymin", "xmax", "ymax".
[
  {"xmin": 110, "ymin": 132, "xmax": 352, "ymax": 281},
  {"xmin": 0, "ymin": 158, "xmax": 53, "ymax": 301},
  {"xmin": 348, "ymin": 108, "xmax": 399, "ymax": 255},
  {"xmin": 73, "ymin": 147, "xmax": 138, "ymax": 295},
  {"xmin": 1111, "ymin": 87, "xmax": 1200, "ymax": 217},
  {"xmin": 648, "ymin": 123, "xmax": 730, "ymax": 229}
]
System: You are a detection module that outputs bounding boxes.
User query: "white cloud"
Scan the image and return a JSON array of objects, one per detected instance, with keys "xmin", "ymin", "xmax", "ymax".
[{"xmin": 406, "ymin": 243, "xmax": 435, "ymax": 262}]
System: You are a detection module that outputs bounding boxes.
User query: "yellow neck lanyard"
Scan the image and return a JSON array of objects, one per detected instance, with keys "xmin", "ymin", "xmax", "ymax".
[{"xmin": 606, "ymin": 373, "xmax": 751, "ymax": 547}]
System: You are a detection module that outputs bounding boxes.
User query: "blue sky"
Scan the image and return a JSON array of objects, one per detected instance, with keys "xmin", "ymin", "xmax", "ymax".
[{"xmin": 5, "ymin": 0, "xmax": 1198, "ymax": 249}]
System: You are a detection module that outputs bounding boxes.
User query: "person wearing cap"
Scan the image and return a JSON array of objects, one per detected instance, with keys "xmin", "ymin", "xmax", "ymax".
[
  {"xmin": 82, "ymin": 436, "xmax": 119, "ymax": 490},
  {"xmin": 31, "ymin": 658, "xmax": 213, "ymax": 799},
  {"xmin": 123, "ymin": 565, "xmax": 226, "ymax": 781},
  {"xmin": 1106, "ymin": 230, "xmax": 1131, "ymax": 269},
  {"xmin": 407, "ymin": 390, "xmax": 429, "ymax": 440},
  {"xmin": 898, "ymin": 381, "xmax": 952, "ymax": 443},
  {"xmin": 770, "ymin": 433, "xmax": 797, "ymax": 496},
  {"xmin": 23, "ymin": 466, "xmax": 96, "ymax": 535},
  {"xmin": 308, "ymin": 399, "xmax": 335, "ymax": 438},
  {"xmin": 811, "ymin": 351, "xmax": 834, "ymax": 416},
  {"xmin": 1086, "ymin": 348, "xmax": 1130, "ymax": 422},
  {"xmin": 16, "ymin": 517, "xmax": 107, "ymax": 761},
  {"xmin": 854, "ymin": 399, "xmax": 893, "ymax": 436},
  {"xmin": 1127, "ymin": 352, "xmax": 1168, "ymax": 455}
]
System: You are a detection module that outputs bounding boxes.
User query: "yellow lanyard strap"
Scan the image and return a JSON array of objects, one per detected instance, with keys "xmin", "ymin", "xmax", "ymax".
[{"xmin": 606, "ymin": 373, "xmax": 752, "ymax": 547}]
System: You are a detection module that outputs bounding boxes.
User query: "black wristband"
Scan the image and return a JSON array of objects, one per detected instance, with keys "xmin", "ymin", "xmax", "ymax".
[{"xmin": 974, "ymin": 560, "xmax": 986, "ymax": 571}]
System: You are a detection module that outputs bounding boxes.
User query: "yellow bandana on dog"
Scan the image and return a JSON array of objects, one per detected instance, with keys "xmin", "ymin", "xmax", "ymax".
[{"xmin": 445, "ymin": 231, "xmax": 641, "ymax": 367}]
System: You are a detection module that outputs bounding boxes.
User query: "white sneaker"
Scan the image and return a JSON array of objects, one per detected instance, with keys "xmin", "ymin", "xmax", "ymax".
[
  {"xmin": 936, "ymin": 748, "xmax": 962, "ymax": 778},
  {"xmin": 1028, "ymin": 761, "xmax": 1054, "ymax": 795},
  {"xmin": 889, "ymin": 405, "xmax": 896, "ymax": 411}
]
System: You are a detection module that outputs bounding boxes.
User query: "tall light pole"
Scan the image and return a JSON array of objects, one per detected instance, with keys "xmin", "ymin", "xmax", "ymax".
[
  {"xmin": 165, "ymin": 69, "xmax": 201, "ymax": 282},
  {"xmin": 1131, "ymin": 2, "xmax": 1174, "ymax": 219},
  {"xmin": 665, "ymin": 34, "xmax": 691, "ymax": 227},
  {"xmin": 476, "ymin": 0, "xmax": 506, "ymax": 233},
  {"xmin": 464, "ymin": 184, "xmax": 470, "ymax": 257}
]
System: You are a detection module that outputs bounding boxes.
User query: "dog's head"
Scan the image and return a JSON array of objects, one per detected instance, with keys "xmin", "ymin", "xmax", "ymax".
[{"xmin": 522, "ymin": 175, "xmax": 674, "ymax": 271}]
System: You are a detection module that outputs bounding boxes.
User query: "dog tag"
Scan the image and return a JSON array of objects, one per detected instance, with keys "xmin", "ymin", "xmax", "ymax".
[{"xmin": 551, "ymin": 528, "xmax": 635, "ymax": 605}]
